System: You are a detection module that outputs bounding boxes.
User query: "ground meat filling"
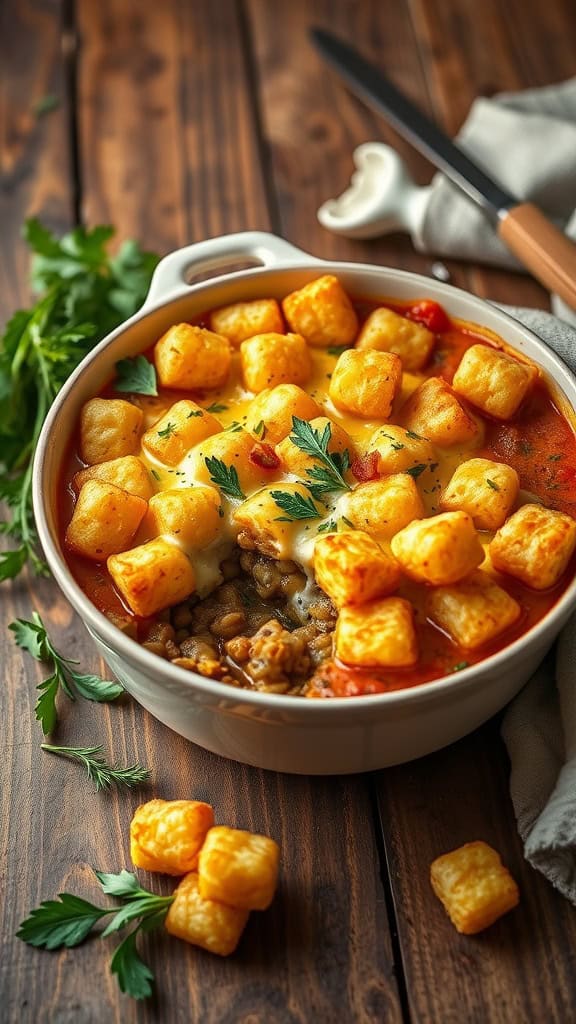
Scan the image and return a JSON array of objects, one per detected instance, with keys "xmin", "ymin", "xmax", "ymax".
[{"xmin": 137, "ymin": 549, "xmax": 336, "ymax": 694}]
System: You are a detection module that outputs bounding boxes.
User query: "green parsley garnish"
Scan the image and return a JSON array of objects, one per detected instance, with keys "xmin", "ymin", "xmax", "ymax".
[
  {"xmin": 271, "ymin": 490, "xmax": 320, "ymax": 521},
  {"xmin": 327, "ymin": 344, "xmax": 350, "ymax": 356},
  {"xmin": 405, "ymin": 429, "xmax": 427, "ymax": 441},
  {"xmin": 289, "ymin": 416, "xmax": 351, "ymax": 499},
  {"xmin": 150, "ymin": 468, "xmax": 161, "ymax": 481},
  {"xmin": 204, "ymin": 457, "xmax": 246, "ymax": 500},
  {"xmin": 0, "ymin": 219, "xmax": 159, "ymax": 580},
  {"xmin": 486, "ymin": 478, "xmax": 500, "ymax": 491},
  {"xmin": 405, "ymin": 463, "xmax": 428, "ymax": 479},
  {"xmin": 186, "ymin": 408, "xmax": 203, "ymax": 418},
  {"xmin": 157, "ymin": 421, "xmax": 176, "ymax": 439},
  {"xmin": 340, "ymin": 516, "xmax": 355, "ymax": 529},
  {"xmin": 41, "ymin": 744, "xmax": 150, "ymax": 792},
  {"xmin": 450, "ymin": 661, "xmax": 470, "ymax": 673},
  {"xmin": 381, "ymin": 432, "xmax": 405, "ymax": 451},
  {"xmin": 317, "ymin": 519, "xmax": 337, "ymax": 533},
  {"xmin": 114, "ymin": 355, "xmax": 157, "ymax": 396},
  {"xmin": 205, "ymin": 402, "xmax": 229, "ymax": 414},
  {"xmin": 9, "ymin": 612, "xmax": 123, "ymax": 733},
  {"xmin": 253, "ymin": 419, "xmax": 267, "ymax": 439},
  {"xmin": 17, "ymin": 870, "xmax": 175, "ymax": 1000},
  {"xmin": 226, "ymin": 421, "xmax": 243, "ymax": 433},
  {"xmin": 549, "ymin": 454, "xmax": 563, "ymax": 461}
]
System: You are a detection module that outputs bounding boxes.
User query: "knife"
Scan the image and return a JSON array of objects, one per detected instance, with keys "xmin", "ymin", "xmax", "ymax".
[{"xmin": 311, "ymin": 28, "xmax": 576, "ymax": 311}]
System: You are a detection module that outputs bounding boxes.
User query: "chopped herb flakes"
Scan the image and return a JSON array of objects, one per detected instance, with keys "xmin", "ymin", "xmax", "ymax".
[
  {"xmin": 157, "ymin": 422, "xmax": 176, "ymax": 439},
  {"xmin": 486, "ymin": 478, "xmax": 500, "ymax": 491},
  {"xmin": 405, "ymin": 463, "xmax": 428, "ymax": 479}
]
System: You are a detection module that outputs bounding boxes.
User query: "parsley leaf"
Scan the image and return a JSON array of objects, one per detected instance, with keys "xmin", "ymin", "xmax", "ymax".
[
  {"xmin": 253, "ymin": 419, "xmax": 266, "ymax": 439},
  {"xmin": 405, "ymin": 429, "xmax": 428, "ymax": 441},
  {"xmin": 317, "ymin": 519, "xmax": 337, "ymax": 533},
  {"xmin": 289, "ymin": 417, "xmax": 351, "ymax": 495},
  {"xmin": 114, "ymin": 355, "xmax": 157, "ymax": 396},
  {"xmin": 17, "ymin": 894, "xmax": 110, "ymax": 949},
  {"xmin": 204, "ymin": 456, "xmax": 246, "ymax": 500},
  {"xmin": 327, "ymin": 344, "xmax": 350, "ymax": 356},
  {"xmin": 486, "ymin": 478, "xmax": 500, "ymax": 491},
  {"xmin": 271, "ymin": 490, "xmax": 320, "ymax": 521},
  {"xmin": 10, "ymin": 612, "xmax": 123, "ymax": 733},
  {"xmin": 18, "ymin": 871, "xmax": 175, "ymax": 1000},
  {"xmin": 405, "ymin": 463, "xmax": 428, "ymax": 479},
  {"xmin": 0, "ymin": 219, "xmax": 159, "ymax": 579},
  {"xmin": 157, "ymin": 421, "xmax": 176, "ymax": 439},
  {"xmin": 205, "ymin": 402, "xmax": 228, "ymax": 414}
]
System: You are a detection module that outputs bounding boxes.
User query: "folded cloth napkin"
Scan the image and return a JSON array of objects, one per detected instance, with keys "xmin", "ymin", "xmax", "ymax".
[
  {"xmin": 498, "ymin": 305, "xmax": 576, "ymax": 904},
  {"xmin": 414, "ymin": 79, "xmax": 576, "ymax": 324}
]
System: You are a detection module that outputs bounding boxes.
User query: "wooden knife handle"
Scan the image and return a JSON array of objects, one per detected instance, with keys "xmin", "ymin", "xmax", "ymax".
[{"xmin": 498, "ymin": 202, "xmax": 576, "ymax": 310}]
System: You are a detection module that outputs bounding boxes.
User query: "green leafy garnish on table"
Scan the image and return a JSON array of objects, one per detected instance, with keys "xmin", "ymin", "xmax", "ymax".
[
  {"xmin": 0, "ymin": 219, "xmax": 159, "ymax": 581},
  {"xmin": 271, "ymin": 489, "xmax": 320, "ymax": 521},
  {"xmin": 10, "ymin": 611, "xmax": 124, "ymax": 733},
  {"xmin": 17, "ymin": 870, "xmax": 175, "ymax": 1000},
  {"xmin": 41, "ymin": 744, "xmax": 151, "ymax": 791},
  {"xmin": 204, "ymin": 456, "xmax": 246, "ymax": 500},
  {"xmin": 289, "ymin": 416, "xmax": 351, "ymax": 499},
  {"xmin": 114, "ymin": 355, "xmax": 158, "ymax": 396}
]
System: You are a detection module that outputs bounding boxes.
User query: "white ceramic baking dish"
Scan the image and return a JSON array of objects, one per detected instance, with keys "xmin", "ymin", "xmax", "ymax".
[{"xmin": 33, "ymin": 232, "xmax": 576, "ymax": 774}]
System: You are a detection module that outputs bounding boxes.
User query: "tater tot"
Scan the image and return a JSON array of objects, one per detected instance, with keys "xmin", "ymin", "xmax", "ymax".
[{"xmin": 130, "ymin": 798, "xmax": 215, "ymax": 875}]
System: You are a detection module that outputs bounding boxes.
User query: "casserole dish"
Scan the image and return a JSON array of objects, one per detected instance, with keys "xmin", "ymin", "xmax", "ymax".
[{"xmin": 33, "ymin": 232, "xmax": 576, "ymax": 774}]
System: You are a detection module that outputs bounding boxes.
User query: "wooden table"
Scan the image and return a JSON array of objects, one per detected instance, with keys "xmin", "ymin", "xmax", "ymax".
[{"xmin": 2, "ymin": 1, "xmax": 576, "ymax": 1020}]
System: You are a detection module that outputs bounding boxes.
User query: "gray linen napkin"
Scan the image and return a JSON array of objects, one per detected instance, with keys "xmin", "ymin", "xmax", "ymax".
[
  {"xmin": 414, "ymin": 79, "xmax": 576, "ymax": 271},
  {"xmin": 497, "ymin": 305, "xmax": 576, "ymax": 903}
]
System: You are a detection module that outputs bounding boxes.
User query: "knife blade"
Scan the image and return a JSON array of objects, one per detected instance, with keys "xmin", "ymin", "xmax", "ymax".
[{"xmin": 311, "ymin": 28, "xmax": 576, "ymax": 311}]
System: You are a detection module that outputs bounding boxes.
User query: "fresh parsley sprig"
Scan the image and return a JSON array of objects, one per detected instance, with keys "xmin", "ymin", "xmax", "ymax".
[
  {"xmin": 10, "ymin": 611, "xmax": 123, "ymax": 733},
  {"xmin": 205, "ymin": 456, "xmax": 246, "ymax": 500},
  {"xmin": 41, "ymin": 744, "xmax": 150, "ymax": 791},
  {"xmin": 0, "ymin": 219, "xmax": 159, "ymax": 580},
  {"xmin": 271, "ymin": 490, "xmax": 320, "ymax": 521},
  {"xmin": 17, "ymin": 870, "xmax": 175, "ymax": 1000},
  {"xmin": 114, "ymin": 355, "xmax": 158, "ymax": 396},
  {"xmin": 289, "ymin": 417, "xmax": 351, "ymax": 498}
]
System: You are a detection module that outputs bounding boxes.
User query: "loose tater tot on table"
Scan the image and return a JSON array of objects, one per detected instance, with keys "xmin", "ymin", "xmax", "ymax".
[
  {"xmin": 80, "ymin": 397, "xmax": 143, "ymax": 465},
  {"xmin": 282, "ymin": 274, "xmax": 358, "ymax": 347},
  {"xmin": 165, "ymin": 872, "xmax": 249, "ymax": 956},
  {"xmin": 430, "ymin": 841, "xmax": 519, "ymax": 934},
  {"xmin": 130, "ymin": 798, "xmax": 215, "ymax": 875},
  {"xmin": 198, "ymin": 826, "xmax": 280, "ymax": 911}
]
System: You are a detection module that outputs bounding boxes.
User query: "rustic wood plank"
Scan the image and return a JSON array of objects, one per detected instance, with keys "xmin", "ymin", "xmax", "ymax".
[
  {"xmin": 0, "ymin": 2, "xmax": 404, "ymax": 1021},
  {"xmin": 0, "ymin": 0, "xmax": 73, "ymax": 319}
]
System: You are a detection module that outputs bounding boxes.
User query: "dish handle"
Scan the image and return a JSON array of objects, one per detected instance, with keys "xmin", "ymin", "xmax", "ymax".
[{"xmin": 143, "ymin": 232, "xmax": 321, "ymax": 307}]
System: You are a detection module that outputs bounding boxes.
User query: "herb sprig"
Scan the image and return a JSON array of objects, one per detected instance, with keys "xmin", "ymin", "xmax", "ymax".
[
  {"xmin": 0, "ymin": 219, "xmax": 159, "ymax": 580},
  {"xmin": 114, "ymin": 355, "xmax": 158, "ymax": 396},
  {"xmin": 41, "ymin": 744, "xmax": 150, "ymax": 791},
  {"xmin": 17, "ymin": 870, "xmax": 174, "ymax": 999},
  {"xmin": 10, "ymin": 612, "xmax": 123, "ymax": 733},
  {"xmin": 289, "ymin": 417, "xmax": 351, "ymax": 499},
  {"xmin": 204, "ymin": 456, "xmax": 246, "ymax": 500},
  {"xmin": 271, "ymin": 490, "xmax": 320, "ymax": 521}
]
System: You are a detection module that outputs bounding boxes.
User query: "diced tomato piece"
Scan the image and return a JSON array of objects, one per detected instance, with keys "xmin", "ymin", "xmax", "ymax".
[
  {"xmin": 249, "ymin": 442, "xmax": 281, "ymax": 470},
  {"xmin": 308, "ymin": 661, "xmax": 389, "ymax": 697},
  {"xmin": 351, "ymin": 451, "xmax": 380, "ymax": 482},
  {"xmin": 406, "ymin": 300, "xmax": 451, "ymax": 334}
]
